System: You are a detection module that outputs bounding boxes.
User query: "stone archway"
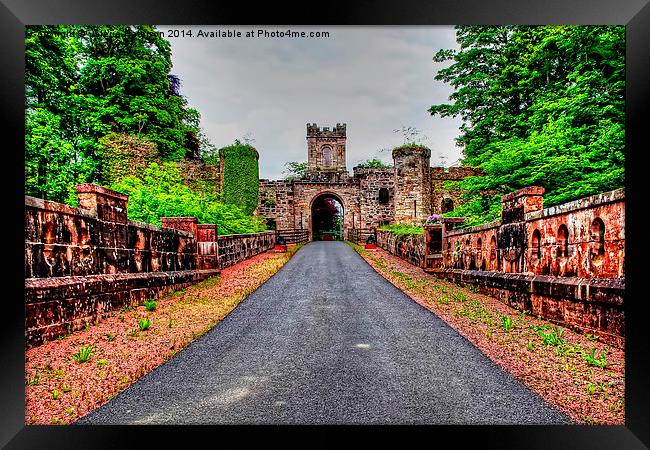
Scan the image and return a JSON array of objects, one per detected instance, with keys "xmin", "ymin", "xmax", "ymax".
[{"xmin": 311, "ymin": 193, "xmax": 344, "ymax": 241}]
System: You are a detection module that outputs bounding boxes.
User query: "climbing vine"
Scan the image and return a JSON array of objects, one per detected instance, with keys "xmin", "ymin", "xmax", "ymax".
[{"xmin": 220, "ymin": 140, "xmax": 260, "ymax": 216}]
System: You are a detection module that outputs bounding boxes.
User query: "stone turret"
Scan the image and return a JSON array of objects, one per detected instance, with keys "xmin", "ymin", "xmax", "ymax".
[{"xmin": 392, "ymin": 145, "xmax": 432, "ymax": 224}]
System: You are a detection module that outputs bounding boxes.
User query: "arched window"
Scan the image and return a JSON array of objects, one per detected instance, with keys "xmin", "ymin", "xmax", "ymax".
[
  {"xmin": 378, "ymin": 187, "xmax": 389, "ymax": 204},
  {"xmin": 557, "ymin": 224, "xmax": 569, "ymax": 258},
  {"xmin": 489, "ymin": 236, "xmax": 497, "ymax": 261},
  {"xmin": 322, "ymin": 145, "xmax": 332, "ymax": 167},
  {"xmin": 531, "ymin": 229, "xmax": 541, "ymax": 259},
  {"xmin": 476, "ymin": 237, "xmax": 482, "ymax": 254},
  {"xmin": 441, "ymin": 198, "xmax": 454, "ymax": 213},
  {"xmin": 591, "ymin": 218, "xmax": 605, "ymax": 262}
]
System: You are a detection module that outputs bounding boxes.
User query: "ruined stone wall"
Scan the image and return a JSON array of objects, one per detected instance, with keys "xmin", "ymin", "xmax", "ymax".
[
  {"xmin": 217, "ymin": 231, "xmax": 275, "ymax": 268},
  {"xmin": 430, "ymin": 166, "xmax": 481, "ymax": 215},
  {"xmin": 177, "ymin": 160, "xmax": 220, "ymax": 194},
  {"xmin": 376, "ymin": 229, "xmax": 426, "ymax": 268},
  {"xmin": 393, "ymin": 147, "xmax": 432, "ymax": 224}
]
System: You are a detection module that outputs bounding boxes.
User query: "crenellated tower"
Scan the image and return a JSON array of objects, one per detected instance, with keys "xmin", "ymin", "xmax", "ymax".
[{"xmin": 306, "ymin": 123, "xmax": 347, "ymax": 177}]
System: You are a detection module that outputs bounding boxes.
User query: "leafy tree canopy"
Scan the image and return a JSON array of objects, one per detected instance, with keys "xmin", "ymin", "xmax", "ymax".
[
  {"xmin": 282, "ymin": 161, "xmax": 308, "ymax": 180},
  {"xmin": 430, "ymin": 25, "xmax": 624, "ymax": 226},
  {"xmin": 25, "ymin": 25, "xmax": 205, "ymax": 203}
]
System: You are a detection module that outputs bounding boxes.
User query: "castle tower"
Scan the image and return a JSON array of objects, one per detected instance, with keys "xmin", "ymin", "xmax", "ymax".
[
  {"xmin": 306, "ymin": 123, "xmax": 347, "ymax": 175},
  {"xmin": 392, "ymin": 146, "xmax": 432, "ymax": 224}
]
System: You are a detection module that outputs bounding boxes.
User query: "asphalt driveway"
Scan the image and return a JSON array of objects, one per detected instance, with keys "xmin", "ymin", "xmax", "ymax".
[{"xmin": 77, "ymin": 241, "xmax": 569, "ymax": 425}]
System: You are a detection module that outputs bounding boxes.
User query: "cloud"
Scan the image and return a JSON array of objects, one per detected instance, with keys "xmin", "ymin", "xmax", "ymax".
[{"xmin": 161, "ymin": 26, "xmax": 463, "ymax": 179}]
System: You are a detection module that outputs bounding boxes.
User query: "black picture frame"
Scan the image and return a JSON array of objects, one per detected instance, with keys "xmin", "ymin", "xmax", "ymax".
[{"xmin": 3, "ymin": 0, "xmax": 648, "ymax": 447}]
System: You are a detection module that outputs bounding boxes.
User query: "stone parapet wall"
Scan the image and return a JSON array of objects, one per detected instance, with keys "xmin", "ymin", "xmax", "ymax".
[
  {"xmin": 434, "ymin": 269, "xmax": 624, "ymax": 346},
  {"xmin": 25, "ymin": 269, "xmax": 219, "ymax": 347},
  {"xmin": 217, "ymin": 231, "xmax": 275, "ymax": 269},
  {"xmin": 25, "ymin": 184, "xmax": 276, "ymax": 347},
  {"xmin": 25, "ymin": 196, "xmax": 197, "ymax": 278},
  {"xmin": 442, "ymin": 188, "xmax": 625, "ymax": 278},
  {"xmin": 376, "ymin": 229, "xmax": 426, "ymax": 268}
]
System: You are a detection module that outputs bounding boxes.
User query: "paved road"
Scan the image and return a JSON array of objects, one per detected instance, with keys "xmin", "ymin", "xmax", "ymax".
[{"xmin": 78, "ymin": 241, "xmax": 569, "ymax": 425}]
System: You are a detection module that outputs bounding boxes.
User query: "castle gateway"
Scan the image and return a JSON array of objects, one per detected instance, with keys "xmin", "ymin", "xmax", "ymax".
[{"xmin": 257, "ymin": 123, "xmax": 477, "ymax": 241}]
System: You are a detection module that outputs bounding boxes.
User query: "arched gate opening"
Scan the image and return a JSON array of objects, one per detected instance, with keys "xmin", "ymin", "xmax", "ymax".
[{"xmin": 311, "ymin": 194, "xmax": 344, "ymax": 241}]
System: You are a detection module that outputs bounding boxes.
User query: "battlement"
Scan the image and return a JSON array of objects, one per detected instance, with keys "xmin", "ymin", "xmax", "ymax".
[{"xmin": 307, "ymin": 123, "xmax": 346, "ymax": 137}]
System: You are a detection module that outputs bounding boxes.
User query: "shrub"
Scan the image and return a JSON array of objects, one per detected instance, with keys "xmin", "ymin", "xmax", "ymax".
[
  {"xmin": 143, "ymin": 299, "xmax": 157, "ymax": 311},
  {"xmin": 138, "ymin": 318, "xmax": 151, "ymax": 331}
]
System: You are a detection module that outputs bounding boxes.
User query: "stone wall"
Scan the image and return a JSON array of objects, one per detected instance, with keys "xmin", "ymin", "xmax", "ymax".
[
  {"xmin": 376, "ymin": 229, "xmax": 426, "ymax": 268},
  {"xmin": 430, "ymin": 166, "xmax": 482, "ymax": 215},
  {"xmin": 25, "ymin": 184, "xmax": 275, "ymax": 348},
  {"xmin": 353, "ymin": 167, "xmax": 395, "ymax": 229},
  {"xmin": 258, "ymin": 180, "xmax": 295, "ymax": 231},
  {"xmin": 441, "ymin": 187, "xmax": 625, "ymax": 278},
  {"xmin": 431, "ymin": 187, "xmax": 625, "ymax": 346},
  {"xmin": 217, "ymin": 232, "xmax": 275, "ymax": 269}
]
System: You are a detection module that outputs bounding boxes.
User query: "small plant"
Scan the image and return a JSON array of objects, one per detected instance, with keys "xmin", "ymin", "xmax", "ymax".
[
  {"xmin": 437, "ymin": 295, "xmax": 449, "ymax": 305},
  {"xmin": 501, "ymin": 316, "xmax": 513, "ymax": 331},
  {"xmin": 582, "ymin": 348, "xmax": 617, "ymax": 369},
  {"xmin": 61, "ymin": 385, "xmax": 71, "ymax": 393},
  {"xmin": 585, "ymin": 333, "xmax": 599, "ymax": 342},
  {"xmin": 143, "ymin": 299, "xmax": 157, "ymax": 311},
  {"xmin": 104, "ymin": 332, "xmax": 116, "ymax": 342},
  {"xmin": 26, "ymin": 372, "xmax": 40, "ymax": 386},
  {"xmin": 52, "ymin": 389, "xmax": 60, "ymax": 400},
  {"xmin": 526, "ymin": 340, "xmax": 534, "ymax": 351},
  {"xmin": 538, "ymin": 326, "xmax": 565, "ymax": 346},
  {"xmin": 453, "ymin": 291, "xmax": 467, "ymax": 303},
  {"xmin": 168, "ymin": 319, "xmax": 173, "ymax": 328},
  {"xmin": 122, "ymin": 305, "xmax": 132, "ymax": 313},
  {"xmin": 83, "ymin": 322, "xmax": 90, "ymax": 330},
  {"xmin": 71, "ymin": 345, "xmax": 94, "ymax": 363},
  {"xmin": 138, "ymin": 318, "xmax": 151, "ymax": 331},
  {"xmin": 96, "ymin": 359, "xmax": 108, "ymax": 366}
]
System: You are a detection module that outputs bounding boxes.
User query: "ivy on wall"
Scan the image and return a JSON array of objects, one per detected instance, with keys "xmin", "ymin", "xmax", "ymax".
[
  {"xmin": 220, "ymin": 140, "xmax": 260, "ymax": 216},
  {"xmin": 99, "ymin": 133, "xmax": 160, "ymax": 185}
]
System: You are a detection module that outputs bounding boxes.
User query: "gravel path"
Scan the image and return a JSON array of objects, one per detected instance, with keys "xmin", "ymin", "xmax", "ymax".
[{"xmin": 77, "ymin": 241, "xmax": 569, "ymax": 425}]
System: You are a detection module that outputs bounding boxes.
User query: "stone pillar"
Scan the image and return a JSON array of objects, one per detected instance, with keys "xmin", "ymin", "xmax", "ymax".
[
  {"xmin": 392, "ymin": 146, "xmax": 432, "ymax": 224},
  {"xmin": 196, "ymin": 224, "xmax": 219, "ymax": 270},
  {"xmin": 498, "ymin": 186, "xmax": 545, "ymax": 273},
  {"xmin": 76, "ymin": 184, "xmax": 128, "ymax": 224}
]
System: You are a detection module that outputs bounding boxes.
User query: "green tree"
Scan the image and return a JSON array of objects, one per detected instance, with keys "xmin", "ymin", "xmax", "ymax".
[
  {"xmin": 25, "ymin": 25, "xmax": 201, "ymax": 202},
  {"xmin": 282, "ymin": 161, "xmax": 308, "ymax": 180},
  {"xmin": 430, "ymin": 26, "xmax": 625, "ymax": 225}
]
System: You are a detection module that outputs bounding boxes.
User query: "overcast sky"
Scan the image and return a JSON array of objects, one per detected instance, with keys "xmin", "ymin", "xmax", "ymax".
[{"xmin": 162, "ymin": 26, "xmax": 463, "ymax": 180}]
